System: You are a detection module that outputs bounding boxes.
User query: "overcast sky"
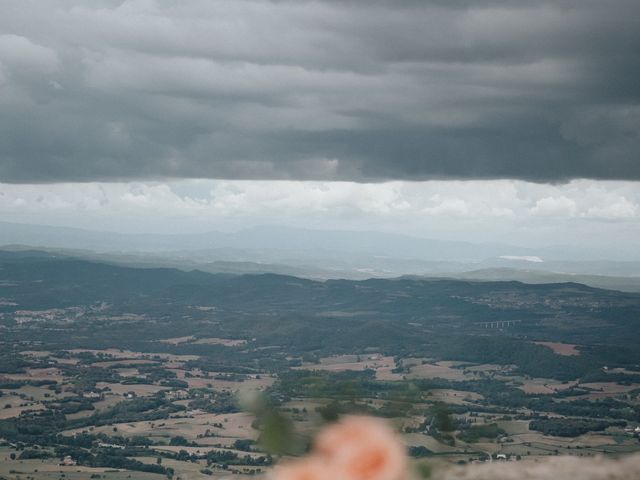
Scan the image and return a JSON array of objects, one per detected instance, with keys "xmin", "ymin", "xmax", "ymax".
[
  {"xmin": 0, "ymin": 1, "xmax": 639, "ymax": 249},
  {"xmin": 1, "ymin": 0, "xmax": 639, "ymax": 183}
]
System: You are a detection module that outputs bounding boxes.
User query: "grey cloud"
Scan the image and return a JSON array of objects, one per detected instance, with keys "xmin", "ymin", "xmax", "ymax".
[{"xmin": 0, "ymin": 0, "xmax": 639, "ymax": 183}]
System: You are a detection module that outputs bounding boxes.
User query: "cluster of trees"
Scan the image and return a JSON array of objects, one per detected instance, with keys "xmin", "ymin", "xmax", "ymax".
[
  {"xmin": 0, "ymin": 379, "xmax": 56, "ymax": 389},
  {"xmin": 424, "ymin": 334, "xmax": 608, "ymax": 381},
  {"xmin": 0, "ymin": 394, "xmax": 184, "ymax": 444},
  {"xmin": 273, "ymin": 369, "xmax": 422, "ymax": 405},
  {"xmin": 55, "ymin": 445, "xmax": 173, "ymax": 476},
  {"xmin": 169, "ymin": 435, "xmax": 196, "ymax": 447},
  {"xmin": 205, "ymin": 449, "xmax": 273, "ymax": 468},
  {"xmin": 0, "ymin": 350, "xmax": 33, "ymax": 374},
  {"xmin": 457, "ymin": 423, "xmax": 505, "ymax": 442},
  {"xmin": 85, "ymin": 395, "xmax": 185, "ymax": 427},
  {"xmin": 529, "ymin": 417, "xmax": 626, "ymax": 437},
  {"xmin": 408, "ymin": 446, "xmax": 433, "ymax": 458},
  {"xmin": 53, "ymin": 395, "xmax": 96, "ymax": 415},
  {"xmin": 187, "ymin": 390, "xmax": 238, "ymax": 414},
  {"xmin": 18, "ymin": 448, "xmax": 52, "ymax": 459},
  {"xmin": 159, "ymin": 448, "xmax": 272, "ymax": 469}
]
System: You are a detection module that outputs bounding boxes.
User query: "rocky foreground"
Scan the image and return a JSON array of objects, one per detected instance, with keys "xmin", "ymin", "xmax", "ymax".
[{"xmin": 434, "ymin": 454, "xmax": 640, "ymax": 480}]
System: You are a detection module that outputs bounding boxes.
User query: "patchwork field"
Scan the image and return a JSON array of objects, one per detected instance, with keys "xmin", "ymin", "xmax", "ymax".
[
  {"xmin": 533, "ymin": 342, "xmax": 580, "ymax": 356},
  {"xmin": 2, "ymin": 255, "xmax": 640, "ymax": 479}
]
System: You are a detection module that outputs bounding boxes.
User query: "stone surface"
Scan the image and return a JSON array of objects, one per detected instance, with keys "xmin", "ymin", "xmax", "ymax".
[{"xmin": 434, "ymin": 455, "xmax": 640, "ymax": 480}]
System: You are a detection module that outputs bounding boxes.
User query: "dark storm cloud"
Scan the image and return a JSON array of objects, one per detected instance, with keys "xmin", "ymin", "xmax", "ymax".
[{"xmin": 0, "ymin": 0, "xmax": 639, "ymax": 183}]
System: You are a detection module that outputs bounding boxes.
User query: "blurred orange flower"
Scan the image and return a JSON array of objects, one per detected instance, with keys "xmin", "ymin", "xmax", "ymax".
[
  {"xmin": 314, "ymin": 416, "xmax": 407, "ymax": 480},
  {"xmin": 269, "ymin": 416, "xmax": 407, "ymax": 480},
  {"xmin": 268, "ymin": 458, "xmax": 336, "ymax": 480}
]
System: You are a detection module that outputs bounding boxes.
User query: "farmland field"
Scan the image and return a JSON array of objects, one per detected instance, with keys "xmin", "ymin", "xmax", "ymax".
[{"xmin": 1, "ymin": 253, "xmax": 640, "ymax": 478}]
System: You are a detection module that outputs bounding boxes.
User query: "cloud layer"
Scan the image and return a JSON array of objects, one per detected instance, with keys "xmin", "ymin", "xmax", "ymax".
[
  {"xmin": 1, "ymin": 179, "xmax": 639, "ymax": 248},
  {"xmin": 0, "ymin": 0, "xmax": 639, "ymax": 183}
]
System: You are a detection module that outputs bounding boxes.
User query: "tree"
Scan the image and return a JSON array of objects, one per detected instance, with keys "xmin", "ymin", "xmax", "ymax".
[
  {"xmin": 431, "ymin": 403, "xmax": 453, "ymax": 432},
  {"xmin": 169, "ymin": 435, "xmax": 189, "ymax": 446}
]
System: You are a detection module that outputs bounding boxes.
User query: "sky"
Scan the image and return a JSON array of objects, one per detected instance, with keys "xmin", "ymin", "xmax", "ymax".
[
  {"xmin": 1, "ymin": 179, "xmax": 639, "ymax": 249},
  {"xmin": 0, "ymin": 1, "xmax": 639, "ymax": 249}
]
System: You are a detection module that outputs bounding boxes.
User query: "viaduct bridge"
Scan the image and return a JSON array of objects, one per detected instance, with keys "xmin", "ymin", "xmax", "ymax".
[{"xmin": 474, "ymin": 320, "xmax": 521, "ymax": 329}]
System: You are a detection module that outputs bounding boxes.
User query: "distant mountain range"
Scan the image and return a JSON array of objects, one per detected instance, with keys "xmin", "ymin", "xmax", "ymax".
[
  {"xmin": 0, "ymin": 221, "xmax": 529, "ymax": 259},
  {"xmin": 2, "ymin": 250, "xmax": 640, "ymax": 353},
  {"xmin": 2, "ymin": 221, "xmax": 640, "ymax": 287}
]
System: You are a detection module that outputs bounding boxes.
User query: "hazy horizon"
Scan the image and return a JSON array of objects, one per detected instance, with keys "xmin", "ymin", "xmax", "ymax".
[{"xmin": 2, "ymin": 179, "xmax": 639, "ymax": 253}]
